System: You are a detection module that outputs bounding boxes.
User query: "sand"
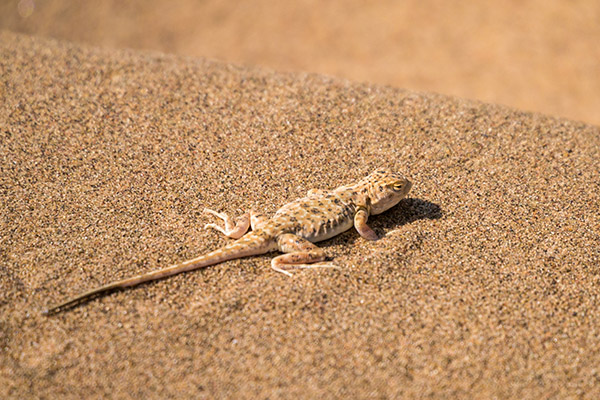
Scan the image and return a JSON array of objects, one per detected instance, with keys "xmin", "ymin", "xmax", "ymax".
[
  {"xmin": 2, "ymin": 0, "xmax": 600, "ymax": 126},
  {"xmin": 1, "ymin": 32, "xmax": 600, "ymax": 398}
]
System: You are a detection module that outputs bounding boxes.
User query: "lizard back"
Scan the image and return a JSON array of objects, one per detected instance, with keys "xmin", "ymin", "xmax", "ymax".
[{"xmin": 264, "ymin": 190, "xmax": 358, "ymax": 243}]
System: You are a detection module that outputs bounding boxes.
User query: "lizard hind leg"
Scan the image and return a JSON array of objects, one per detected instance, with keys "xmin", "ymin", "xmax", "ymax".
[
  {"xmin": 203, "ymin": 208, "xmax": 250, "ymax": 239},
  {"xmin": 271, "ymin": 234, "xmax": 339, "ymax": 276}
]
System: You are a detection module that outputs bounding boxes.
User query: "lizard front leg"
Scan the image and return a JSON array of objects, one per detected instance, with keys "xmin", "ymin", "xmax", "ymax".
[
  {"xmin": 354, "ymin": 208, "xmax": 379, "ymax": 241},
  {"xmin": 271, "ymin": 234, "xmax": 338, "ymax": 276}
]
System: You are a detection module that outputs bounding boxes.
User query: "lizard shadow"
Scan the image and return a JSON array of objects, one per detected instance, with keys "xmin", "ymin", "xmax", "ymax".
[
  {"xmin": 321, "ymin": 197, "xmax": 442, "ymax": 248},
  {"xmin": 379, "ymin": 197, "xmax": 442, "ymax": 229}
]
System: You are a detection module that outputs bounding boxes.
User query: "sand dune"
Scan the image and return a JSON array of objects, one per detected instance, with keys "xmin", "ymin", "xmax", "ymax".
[
  {"xmin": 1, "ymin": 32, "xmax": 599, "ymax": 398},
  {"xmin": 2, "ymin": 0, "xmax": 600, "ymax": 126}
]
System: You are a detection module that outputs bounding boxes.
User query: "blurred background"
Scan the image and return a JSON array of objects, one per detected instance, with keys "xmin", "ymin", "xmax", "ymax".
[{"xmin": 2, "ymin": 0, "xmax": 599, "ymax": 126}]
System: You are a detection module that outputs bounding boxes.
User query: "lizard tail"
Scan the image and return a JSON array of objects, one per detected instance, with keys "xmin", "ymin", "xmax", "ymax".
[{"xmin": 43, "ymin": 232, "xmax": 272, "ymax": 315}]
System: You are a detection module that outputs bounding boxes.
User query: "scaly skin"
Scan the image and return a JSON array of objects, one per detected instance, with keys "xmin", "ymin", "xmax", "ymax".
[{"xmin": 43, "ymin": 168, "xmax": 412, "ymax": 315}]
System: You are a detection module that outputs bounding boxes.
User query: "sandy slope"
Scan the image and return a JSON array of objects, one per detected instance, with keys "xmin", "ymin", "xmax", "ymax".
[
  {"xmin": 1, "ymin": 32, "xmax": 599, "ymax": 398},
  {"xmin": 1, "ymin": 0, "xmax": 600, "ymax": 126}
]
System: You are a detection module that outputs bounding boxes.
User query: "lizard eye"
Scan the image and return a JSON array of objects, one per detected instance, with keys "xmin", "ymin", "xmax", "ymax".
[{"xmin": 392, "ymin": 182, "xmax": 404, "ymax": 191}]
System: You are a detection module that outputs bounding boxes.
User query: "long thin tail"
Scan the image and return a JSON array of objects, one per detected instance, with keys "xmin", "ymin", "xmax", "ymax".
[{"xmin": 43, "ymin": 232, "xmax": 272, "ymax": 315}]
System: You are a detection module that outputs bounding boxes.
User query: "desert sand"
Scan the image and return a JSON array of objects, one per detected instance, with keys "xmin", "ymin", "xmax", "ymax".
[
  {"xmin": 1, "ymin": 31, "xmax": 599, "ymax": 398},
  {"xmin": 1, "ymin": 0, "xmax": 600, "ymax": 126}
]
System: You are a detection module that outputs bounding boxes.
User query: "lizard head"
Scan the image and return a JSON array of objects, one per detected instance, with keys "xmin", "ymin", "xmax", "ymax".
[{"xmin": 362, "ymin": 168, "xmax": 412, "ymax": 215}]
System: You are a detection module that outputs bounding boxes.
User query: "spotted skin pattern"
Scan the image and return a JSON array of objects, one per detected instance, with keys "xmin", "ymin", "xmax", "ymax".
[{"xmin": 43, "ymin": 169, "xmax": 412, "ymax": 314}]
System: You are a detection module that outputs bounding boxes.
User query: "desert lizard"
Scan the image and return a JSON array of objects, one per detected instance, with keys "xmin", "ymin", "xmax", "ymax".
[{"xmin": 43, "ymin": 168, "xmax": 412, "ymax": 314}]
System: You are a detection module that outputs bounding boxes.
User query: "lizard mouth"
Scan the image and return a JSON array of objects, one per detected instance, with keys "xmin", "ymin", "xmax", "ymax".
[{"xmin": 404, "ymin": 180, "xmax": 413, "ymax": 196}]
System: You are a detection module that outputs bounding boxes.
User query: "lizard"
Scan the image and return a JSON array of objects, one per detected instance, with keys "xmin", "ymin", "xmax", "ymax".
[{"xmin": 43, "ymin": 168, "xmax": 412, "ymax": 315}]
